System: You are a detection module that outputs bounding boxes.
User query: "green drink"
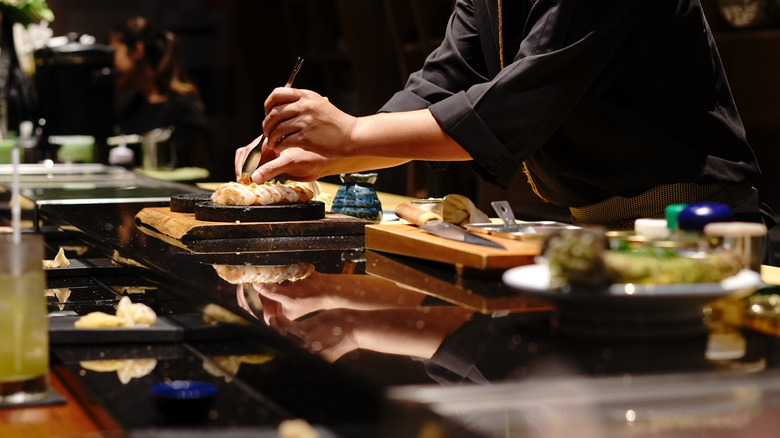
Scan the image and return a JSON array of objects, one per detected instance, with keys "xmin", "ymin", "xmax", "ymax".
[{"xmin": 0, "ymin": 233, "xmax": 49, "ymax": 404}]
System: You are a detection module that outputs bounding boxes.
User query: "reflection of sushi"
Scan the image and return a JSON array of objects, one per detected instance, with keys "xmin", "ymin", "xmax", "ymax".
[
  {"xmin": 210, "ymin": 182, "xmax": 313, "ymax": 206},
  {"xmin": 80, "ymin": 358, "xmax": 157, "ymax": 384},
  {"xmin": 202, "ymin": 354, "xmax": 274, "ymax": 381},
  {"xmin": 213, "ymin": 264, "xmax": 314, "ymax": 285}
]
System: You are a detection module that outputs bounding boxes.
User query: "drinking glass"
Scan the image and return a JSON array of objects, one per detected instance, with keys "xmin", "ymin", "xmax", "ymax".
[{"xmin": 0, "ymin": 233, "xmax": 49, "ymax": 404}]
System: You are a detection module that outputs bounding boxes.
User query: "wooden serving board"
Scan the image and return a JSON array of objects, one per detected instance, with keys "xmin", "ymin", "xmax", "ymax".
[
  {"xmin": 365, "ymin": 223, "xmax": 540, "ymax": 270},
  {"xmin": 135, "ymin": 207, "xmax": 368, "ymax": 243}
]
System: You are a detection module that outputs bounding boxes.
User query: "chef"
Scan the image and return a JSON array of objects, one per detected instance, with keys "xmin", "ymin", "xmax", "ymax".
[{"xmin": 235, "ymin": 0, "xmax": 774, "ymax": 250}]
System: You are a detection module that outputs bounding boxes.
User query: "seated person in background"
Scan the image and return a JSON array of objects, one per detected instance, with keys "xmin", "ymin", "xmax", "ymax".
[{"xmin": 110, "ymin": 16, "xmax": 210, "ymax": 169}]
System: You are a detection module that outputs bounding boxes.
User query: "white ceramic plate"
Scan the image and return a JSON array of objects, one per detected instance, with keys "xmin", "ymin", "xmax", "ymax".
[{"xmin": 502, "ymin": 263, "xmax": 762, "ymax": 313}]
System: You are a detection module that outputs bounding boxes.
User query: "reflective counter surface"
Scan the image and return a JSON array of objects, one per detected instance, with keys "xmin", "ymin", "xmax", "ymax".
[{"xmin": 19, "ymin": 196, "xmax": 780, "ymax": 437}]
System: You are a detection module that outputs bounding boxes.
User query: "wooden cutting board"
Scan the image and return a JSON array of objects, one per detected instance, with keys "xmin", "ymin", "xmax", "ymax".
[
  {"xmin": 135, "ymin": 207, "xmax": 368, "ymax": 243},
  {"xmin": 365, "ymin": 223, "xmax": 540, "ymax": 270}
]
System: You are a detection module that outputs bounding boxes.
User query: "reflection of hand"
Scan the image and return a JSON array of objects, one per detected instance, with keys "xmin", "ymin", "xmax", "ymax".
[
  {"xmin": 251, "ymin": 272, "xmax": 429, "ymax": 323},
  {"xmin": 251, "ymin": 272, "xmax": 329, "ymax": 321},
  {"xmin": 268, "ymin": 306, "xmax": 474, "ymax": 363},
  {"xmin": 270, "ymin": 310, "xmax": 359, "ymax": 363},
  {"xmin": 236, "ymin": 283, "xmax": 282, "ymax": 325}
]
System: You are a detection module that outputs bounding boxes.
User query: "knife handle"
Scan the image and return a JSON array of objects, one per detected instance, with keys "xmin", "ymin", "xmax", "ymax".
[{"xmin": 395, "ymin": 203, "xmax": 442, "ymax": 226}]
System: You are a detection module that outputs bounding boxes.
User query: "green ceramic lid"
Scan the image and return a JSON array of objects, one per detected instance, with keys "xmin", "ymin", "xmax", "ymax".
[{"xmin": 664, "ymin": 203, "xmax": 687, "ymax": 231}]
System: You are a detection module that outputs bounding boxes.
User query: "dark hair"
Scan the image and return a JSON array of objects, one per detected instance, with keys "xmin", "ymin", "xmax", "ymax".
[{"xmin": 113, "ymin": 16, "xmax": 202, "ymax": 104}]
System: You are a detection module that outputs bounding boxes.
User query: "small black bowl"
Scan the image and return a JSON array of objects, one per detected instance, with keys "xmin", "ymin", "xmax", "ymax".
[{"xmin": 149, "ymin": 380, "xmax": 218, "ymax": 420}]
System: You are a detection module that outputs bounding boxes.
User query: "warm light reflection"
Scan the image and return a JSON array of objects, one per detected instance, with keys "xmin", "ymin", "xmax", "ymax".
[
  {"xmin": 625, "ymin": 409, "xmax": 637, "ymax": 424},
  {"xmin": 624, "ymin": 283, "xmax": 637, "ymax": 295}
]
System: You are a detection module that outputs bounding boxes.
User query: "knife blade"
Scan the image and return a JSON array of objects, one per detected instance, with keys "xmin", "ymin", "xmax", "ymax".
[
  {"xmin": 395, "ymin": 203, "xmax": 505, "ymax": 250},
  {"xmin": 241, "ymin": 57, "xmax": 304, "ymax": 184}
]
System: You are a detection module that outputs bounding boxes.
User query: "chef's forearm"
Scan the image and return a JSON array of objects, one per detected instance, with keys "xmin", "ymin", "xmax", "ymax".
[
  {"xmin": 320, "ymin": 156, "xmax": 411, "ymax": 176},
  {"xmin": 349, "ymin": 109, "xmax": 472, "ymax": 161}
]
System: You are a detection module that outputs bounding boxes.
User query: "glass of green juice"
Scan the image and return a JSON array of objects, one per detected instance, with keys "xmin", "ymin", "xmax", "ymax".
[{"xmin": 0, "ymin": 233, "xmax": 49, "ymax": 404}]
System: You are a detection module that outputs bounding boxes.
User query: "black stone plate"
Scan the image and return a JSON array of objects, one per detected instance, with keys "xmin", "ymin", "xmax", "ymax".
[
  {"xmin": 194, "ymin": 200, "xmax": 326, "ymax": 222},
  {"xmin": 170, "ymin": 193, "xmax": 212, "ymax": 213},
  {"xmin": 48, "ymin": 313, "xmax": 235, "ymax": 344},
  {"xmin": 48, "ymin": 314, "xmax": 183, "ymax": 344}
]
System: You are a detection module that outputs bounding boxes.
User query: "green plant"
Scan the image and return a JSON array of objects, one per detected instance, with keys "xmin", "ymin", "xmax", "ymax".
[{"xmin": 0, "ymin": 0, "xmax": 54, "ymax": 27}]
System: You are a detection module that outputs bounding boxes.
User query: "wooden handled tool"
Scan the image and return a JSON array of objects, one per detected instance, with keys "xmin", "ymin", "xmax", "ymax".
[
  {"xmin": 395, "ymin": 203, "xmax": 442, "ymax": 226},
  {"xmin": 395, "ymin": 203, "xmax": 505, "ymax": 249}
]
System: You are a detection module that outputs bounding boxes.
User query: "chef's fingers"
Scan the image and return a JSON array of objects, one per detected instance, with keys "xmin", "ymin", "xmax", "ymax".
[
  {"xmin": 262, "ymin": 88, "xmax": 303, "ymax": 142},
  {"xmin": 252, "ymin": 147, "xmax": 297, "ymax": 183},
  {"xmin": 262, "ymin": 104, "xmax": 298, "ymax": 148},
  {"xmin": 248, "ymin": 146, "xmax": 279, "ymax": 184},
  {"xmin": 234, "ymin": 135, "xmax": 263, "ymax": 182},
  {"xmin": 263, "ymin": 87, "xmax": 302, "ymax": 115},
  {"xmin": 251, "ymin": 149, "xmax": 285, "ymax": 183},
  {"xmin": 263, "ymin": 88, "xmax": 328, "ymax": 149}
]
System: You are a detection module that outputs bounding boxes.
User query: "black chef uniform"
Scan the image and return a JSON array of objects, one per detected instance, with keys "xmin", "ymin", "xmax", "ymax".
[{"xmin": 380, "ymin": 0, "xmax": 769, "ymax": 233}]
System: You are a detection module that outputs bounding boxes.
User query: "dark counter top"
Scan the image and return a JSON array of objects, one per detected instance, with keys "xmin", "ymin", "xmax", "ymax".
[{"xmin": 28, "ymin": 196, "xmax": 780, "ymax": 438}]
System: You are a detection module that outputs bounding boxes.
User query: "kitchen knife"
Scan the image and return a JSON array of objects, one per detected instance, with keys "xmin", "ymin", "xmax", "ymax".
[
  {"xmin": 241, "ymin": 57, "xmax": 304, "ymax": 184},
  {"xmin": 395, "ymin": 203, "xmax": 506, "ymax": 250}
]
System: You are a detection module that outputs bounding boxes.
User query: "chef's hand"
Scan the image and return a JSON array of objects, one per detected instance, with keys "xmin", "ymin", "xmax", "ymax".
[
  {"xmin": 234, "ymin": 135, "xmax": 259, "ymax": 182},
  {"xmin": 263, "ymin": 87, "xmax": 356, "ymax": 158},
  {"xmin": 234, "ymin": 135, "xmax": 277, "ymax": 183},
  {"xmin": 234, "ymin": 135, "xmax": 328, "ymax": 183}
]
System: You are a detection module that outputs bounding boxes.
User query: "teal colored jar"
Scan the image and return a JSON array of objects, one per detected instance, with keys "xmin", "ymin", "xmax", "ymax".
[{"xmin": 331, "ymin": 173, "xmax": 383, "ymax": 223}]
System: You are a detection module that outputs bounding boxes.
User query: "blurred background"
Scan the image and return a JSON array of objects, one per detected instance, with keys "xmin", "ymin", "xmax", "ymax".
[{"xmin": 13, "ymin": 0, "xmax": 780, "ymax": 215}]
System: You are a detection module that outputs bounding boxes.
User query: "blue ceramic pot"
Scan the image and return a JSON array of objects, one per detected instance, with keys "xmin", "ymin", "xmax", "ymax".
[
  {"xmin": 677, "ymin": 202, "xmax": 734, "ymax": 231},
  {"xmin": 331, "ymin": 173, "xmax": 383, "ymax": 223}
]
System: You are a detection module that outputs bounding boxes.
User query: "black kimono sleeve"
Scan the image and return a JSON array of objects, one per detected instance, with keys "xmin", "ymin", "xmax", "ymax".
[
  {"xmin": 381, "ymin": 0, "xmax": 758, "ymax": 206},
  {"xmin": 382, "ymin": 0, "xmax": 652, "ymax": 187}
]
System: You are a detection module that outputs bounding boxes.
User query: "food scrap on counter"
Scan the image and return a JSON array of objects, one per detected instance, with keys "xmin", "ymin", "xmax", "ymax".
[
  {"xmin": 74, "ymin": 296, "xmax": 157, "ymax": 328},
  {"xmin": 278, "ymin": 419, "xmax": 320, "ymax": 438},
  {"xmin": 202, "ymin": 354, "xmax": 275, "ymax": 381},
  {"xmin": 42, "ymin": 247, "xmax": 70, "ymax": 269}
]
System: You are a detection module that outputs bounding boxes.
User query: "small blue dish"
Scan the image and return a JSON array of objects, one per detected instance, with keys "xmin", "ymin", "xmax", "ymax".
[{"xmin": 149, "ymin": 380, "xmax": 218, "ymax": 420}]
